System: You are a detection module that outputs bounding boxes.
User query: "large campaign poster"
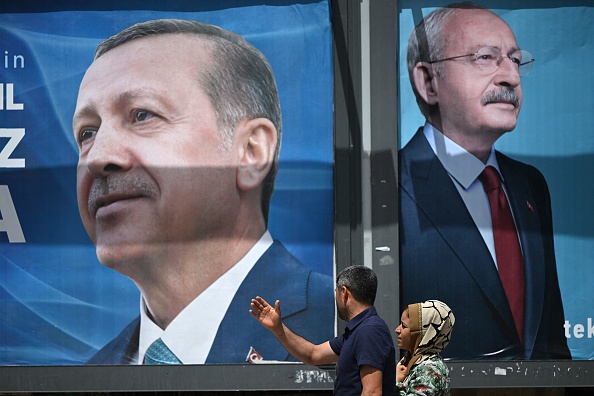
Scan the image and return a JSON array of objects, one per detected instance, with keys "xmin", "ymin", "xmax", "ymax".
[
  {"xmin": 0, "ymin": 0, "xmax": 334, "ymax": 365},
  {"xmin": 398, "ymin": 0, "xmax": 593, "ymax": 360}
]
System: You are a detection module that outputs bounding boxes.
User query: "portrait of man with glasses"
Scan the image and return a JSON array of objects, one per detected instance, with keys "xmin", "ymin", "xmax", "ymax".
[{"xmin": 398, "ymin": 2, "xmax": 571, "ymax": 360}]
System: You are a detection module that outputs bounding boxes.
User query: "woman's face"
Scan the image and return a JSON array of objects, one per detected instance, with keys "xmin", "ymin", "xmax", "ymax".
[{"xmin": 395, "ymin": 308, "xmax": 414, "ymax": 353}]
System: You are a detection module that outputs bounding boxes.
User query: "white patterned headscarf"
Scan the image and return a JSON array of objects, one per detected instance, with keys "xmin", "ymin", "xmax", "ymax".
[{"xmin": 399, "ymin": 300, "xmax": 455, "ymax": 371}]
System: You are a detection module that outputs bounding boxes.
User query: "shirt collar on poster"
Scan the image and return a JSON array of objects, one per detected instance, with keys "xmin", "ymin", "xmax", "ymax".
[
  {"xmin": 423, "ymin": 122, "xmax": 502, "ymax": 190},
  {"xmin": 136, "ymin": 230, "xmax": 274, "ymax": 364}
]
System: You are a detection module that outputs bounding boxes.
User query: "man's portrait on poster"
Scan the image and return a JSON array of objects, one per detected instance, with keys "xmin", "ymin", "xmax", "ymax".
[
  {"xmin": 398, "ymin": 2, "xmax": 571, "ymax": 360},
  {"xmin": 72, "ymin": 18, "xmax": 334, "ymax": 365}
]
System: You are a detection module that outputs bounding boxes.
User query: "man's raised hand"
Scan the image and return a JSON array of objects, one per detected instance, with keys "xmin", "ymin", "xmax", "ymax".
[{"xmin": 250, "ymin": 296, "xmax": 282, "ymax": 331}]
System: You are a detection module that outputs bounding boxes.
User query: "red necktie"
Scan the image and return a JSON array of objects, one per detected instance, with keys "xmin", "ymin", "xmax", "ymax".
[{"xmin": 479, "ymin": 166, "xmax": 525, "ymax": 345}]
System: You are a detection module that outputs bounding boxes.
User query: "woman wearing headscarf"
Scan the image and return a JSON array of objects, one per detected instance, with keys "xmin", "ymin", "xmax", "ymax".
[{"xmin": 395, "ymin": 300, "xmax": 455, "ymax": 395}]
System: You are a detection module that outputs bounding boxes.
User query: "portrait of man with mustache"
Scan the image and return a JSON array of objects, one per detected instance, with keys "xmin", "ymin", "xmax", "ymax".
[
  {"xmin": 398, "ymin": 2, "xmax": 571, "ymax": 360},
  {"xmin": 72, "ymin": 18, "xmax": 333, "ymax": 365}
]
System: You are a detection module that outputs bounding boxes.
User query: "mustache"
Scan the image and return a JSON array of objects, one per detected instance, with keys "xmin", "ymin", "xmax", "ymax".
[
  {"xmin": 482, "ymin": 88, "xmax": 520, "ymax": 108},
  {"xmin": 88, "ymin": 175, "xmax": 157, "ymax": 215}
]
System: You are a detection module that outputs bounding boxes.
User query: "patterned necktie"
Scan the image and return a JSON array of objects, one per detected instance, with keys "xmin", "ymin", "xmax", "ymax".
[
  {"xmin": 479, "ymin": 166, "xmax": 525, "ymax": 345},
  {"xmin": 143, "ymin": 338, "xmax": 182, "ymax": 365}
]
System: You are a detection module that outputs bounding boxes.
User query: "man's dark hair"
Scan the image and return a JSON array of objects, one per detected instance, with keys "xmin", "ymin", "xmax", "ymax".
[
  {"xmin": 336, "ymin": 265, "xmax": 377, "ymax": 306},
  {"xmin": 95, "ymin": 19, "xmax": 282, "ymax": 224}
]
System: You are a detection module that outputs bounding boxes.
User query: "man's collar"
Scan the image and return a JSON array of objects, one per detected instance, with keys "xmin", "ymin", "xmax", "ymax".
[
  {"xmin": 344, "ymin": 306, "xmax": 377, "ymax": 336},
  {"xmin": 137, "ymin": 230, "xmax": 273, "ymax": 364},
  {"xmin": 423, "ymin": 122, "xmax": 502, "ymax": 188}
]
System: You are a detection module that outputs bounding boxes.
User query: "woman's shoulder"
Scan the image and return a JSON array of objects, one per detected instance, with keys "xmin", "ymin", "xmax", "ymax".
[
  {"xmin": 416, "ymin": 355, "xmax": 449, "ymax": 375},
  {"xmin": 404, "ymin": 355, "xmax": 450, "ymax": 395}
]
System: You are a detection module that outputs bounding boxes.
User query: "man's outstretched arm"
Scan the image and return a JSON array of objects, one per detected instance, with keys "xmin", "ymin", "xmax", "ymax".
[{"xmin": 250, "ymin": 296, "xmax": 337, "ymax": 366}]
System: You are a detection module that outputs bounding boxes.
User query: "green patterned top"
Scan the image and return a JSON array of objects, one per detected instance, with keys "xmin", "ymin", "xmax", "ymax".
[{"xmin": 396, "ymin": 355, "xmax": 450, "ymax": 396}]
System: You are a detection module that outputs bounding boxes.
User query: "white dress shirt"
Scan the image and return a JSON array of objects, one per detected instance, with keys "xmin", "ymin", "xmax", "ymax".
[
  {"xmin": 423, "ymin": 123, "xmax": 515, "ymax": 269},
  {"xmin": 134, "ymin": 231, "xmax": 274, "ymax": 364}
]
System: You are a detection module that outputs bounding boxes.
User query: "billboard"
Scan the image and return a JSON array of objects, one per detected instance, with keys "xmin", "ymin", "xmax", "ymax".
[
  {"xmin": 0, "ymin": 0, "xmax": 335, "ymax": 366},
  {"xmin": 398, "ymin": 0, "xmax": 593, "ymax": 361},
  {"xmin": 2, "ymin": 0, "xmax": 592, "ymax": 391}
]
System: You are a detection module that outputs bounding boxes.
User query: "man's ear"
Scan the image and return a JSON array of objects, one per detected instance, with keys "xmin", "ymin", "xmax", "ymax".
[
  {"xmin": 340, "ymin": 286, "xmax": 350, "ymax": 304},
  {"xmin": 412, "ymin": 62, "xmax": 439, "ymax": 105},
  {"xmin": 236, "ymin": 117, "xmax": 278, "ymax": 192}
]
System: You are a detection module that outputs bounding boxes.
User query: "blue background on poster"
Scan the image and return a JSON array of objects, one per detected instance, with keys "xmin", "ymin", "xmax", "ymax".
[
  {"xmin": 398, "ymin": 1, "xmax": 593, "ymax": 360},
  {"xmin": 0, "ymin": 1, "xmax": 333, "ymax": 365}
]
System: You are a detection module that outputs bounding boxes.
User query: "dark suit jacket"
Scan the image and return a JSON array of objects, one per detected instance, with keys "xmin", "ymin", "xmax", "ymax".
[
  {"xmin": 87, "ymin": 240, "xmax": 334, "ymax": 364},
  {"xmin": 398, "ymin": 128, "xmax": 570, "ymax": 360}
]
